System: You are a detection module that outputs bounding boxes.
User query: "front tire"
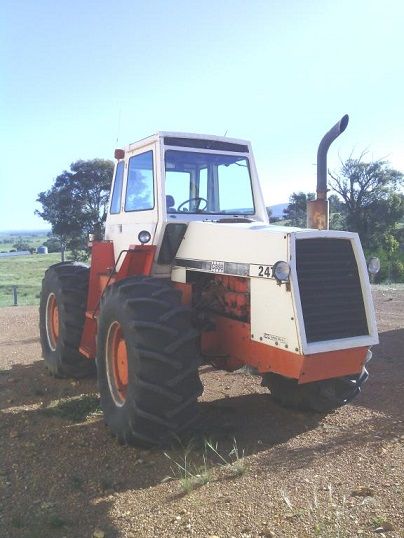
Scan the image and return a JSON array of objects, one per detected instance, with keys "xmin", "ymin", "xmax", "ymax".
[
  {"xmin": 39, "ymin": 262, "xmax": 95, "ymax": 378},
  {"xmin": 262, "ymin": 367, "xmax": 369, "ymax": 412},
  {"xmin": 96, "ymin": 277, "xmax": 203, "ymax": 446}
]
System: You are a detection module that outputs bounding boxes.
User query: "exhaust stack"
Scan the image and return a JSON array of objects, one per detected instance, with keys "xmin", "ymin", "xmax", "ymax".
[{"xmin": 307, "ymin": 114, "xmax": 349, "ymax": 230}]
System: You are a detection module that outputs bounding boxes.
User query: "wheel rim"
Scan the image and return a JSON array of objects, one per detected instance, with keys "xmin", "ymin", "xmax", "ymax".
[
  {"xmin": 45, "ymin": 293, "xmax": 59, "ymax": 351},
  {"xmin": 106, "ymin": 321, "xmax": 128, "ymax": 407}
]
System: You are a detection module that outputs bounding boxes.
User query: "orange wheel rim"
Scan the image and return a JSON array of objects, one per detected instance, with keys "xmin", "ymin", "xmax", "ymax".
[
  {"xmin": 106, "ymin": 322, "xmax": 128, "ymax": 406},
  {"xmin": 46, "ymin": 293, "xmax": 59, "ymax": 351}
]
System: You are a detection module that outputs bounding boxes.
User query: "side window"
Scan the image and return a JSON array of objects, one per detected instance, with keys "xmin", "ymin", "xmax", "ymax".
[
  {"xmin": 125, "ymin": 150, "xmax": 154, "ymax": 211},
  {"xmin": 109, "ymin": 161, "xmax": 124, "ymax": 214}
]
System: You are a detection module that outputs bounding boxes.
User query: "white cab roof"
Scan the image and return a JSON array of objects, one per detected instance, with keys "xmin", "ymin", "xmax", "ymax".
[{"xmin": 126, "ymin": 132, "xmax": 251, "ymax": 152}]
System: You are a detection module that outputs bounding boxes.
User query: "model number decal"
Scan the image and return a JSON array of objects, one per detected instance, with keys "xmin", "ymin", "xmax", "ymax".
[
  {"xmin": 210, "ymin": 260, "xmax": 225, "ymax": 273},
  {"xmin": 258, "ymin": 265, "xmax": 271, "ymax": 278},
  {"xmin": 249, "ymin": 264, "xmax": 272, "ymax": 278},
  {"xmin": 263, "ymin": 333, "xmax": 287, "ymax": 344}
]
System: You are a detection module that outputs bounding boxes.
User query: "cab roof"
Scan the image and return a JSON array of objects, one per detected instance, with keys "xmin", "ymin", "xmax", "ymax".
[{"xmin": 126, "ymin": 131, "xmax": 251, "ymax": 153}]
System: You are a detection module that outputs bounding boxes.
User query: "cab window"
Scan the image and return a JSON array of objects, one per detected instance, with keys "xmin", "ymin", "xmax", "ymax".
[
  {"xmin": 109, "ymin": 161, "xmax": 124, "ymax": 214},
  {"xmin": 165, "ymin": 150, "xmax": 254, "ymax": 214},
  {"xmin": 125, "ymin": 150, "xmax": 154, "ymax": 211}
]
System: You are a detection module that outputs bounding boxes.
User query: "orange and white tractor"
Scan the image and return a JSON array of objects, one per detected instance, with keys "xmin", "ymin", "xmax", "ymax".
[{"xmin": 39, "ymin": 117, "xmax": 379, "ymax": 445}]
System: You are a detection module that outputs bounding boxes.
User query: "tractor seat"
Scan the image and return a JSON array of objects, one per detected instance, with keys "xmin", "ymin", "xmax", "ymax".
[{"xmin": 166, "ymin": 195, "xmax": 176, "ymax": 213}]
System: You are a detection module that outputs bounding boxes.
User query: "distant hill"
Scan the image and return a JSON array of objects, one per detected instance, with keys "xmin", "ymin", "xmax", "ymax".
[
  {"xmin": 0, "ymin": 229, "xmax": 50, "ymax": 236},
  {"xmin": 268, "ymin": 203, "xmax": 288, "ymax": 218}
]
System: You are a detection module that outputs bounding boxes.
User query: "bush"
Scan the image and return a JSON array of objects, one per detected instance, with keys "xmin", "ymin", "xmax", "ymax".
[
  {"xmin": 44, "ymin": 238, "xmax": 61, "ymax": 253},
  {"xmin": 366, "ymin": 248, "xmax": 404, "ymax": 283}
]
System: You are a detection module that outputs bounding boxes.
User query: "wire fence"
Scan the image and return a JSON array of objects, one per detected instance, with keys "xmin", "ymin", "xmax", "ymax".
[{"xmin": 0, "ymin": 285, "xmax": 41, "ymax": 307}]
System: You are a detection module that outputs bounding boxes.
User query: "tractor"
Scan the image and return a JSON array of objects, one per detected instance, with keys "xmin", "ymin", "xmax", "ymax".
[{"xmin": 39, "ymin": 116, "xmax": 379, "ymax": 445}]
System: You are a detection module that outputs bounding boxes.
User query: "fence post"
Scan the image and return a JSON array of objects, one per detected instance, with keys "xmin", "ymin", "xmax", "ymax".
[{"xmin": 12, "ymin": 285, "xmax": 18, "ymax": 306}]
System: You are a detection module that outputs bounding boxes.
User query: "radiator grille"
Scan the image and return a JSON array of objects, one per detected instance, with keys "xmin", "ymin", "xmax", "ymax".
[{"xmin": 296, "ymin": 238, "xmax": 369, "ymax": 343}]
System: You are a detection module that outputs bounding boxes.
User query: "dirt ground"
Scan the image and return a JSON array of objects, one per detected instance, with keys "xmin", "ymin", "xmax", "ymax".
[{"xmin": 0, "ymin": 287, "xmax": 403, "ymax": 538}]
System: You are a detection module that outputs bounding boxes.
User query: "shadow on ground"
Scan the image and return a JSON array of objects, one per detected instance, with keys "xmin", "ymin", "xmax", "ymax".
[{"xmin": 1, "ymin": 327, "xmax": 403, "ymax": 537}]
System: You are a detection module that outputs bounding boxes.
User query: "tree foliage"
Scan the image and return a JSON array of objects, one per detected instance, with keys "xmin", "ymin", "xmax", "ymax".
[
  {"xmin": 329, "ymin": 155, "xmax": 404, "ymax": 250},
  {"xmin": 283, "ymin": 192, "xmax": 315, "ymax": 227},
  {"xmin": 36, "ymin": 159, "xmax": 113, "ymax": 258},
  {"xmin": 44, "ymin": 236, "xmax": 62, "ymax": 253},
  {"xmin": 281, "ymin": 155, "xmax": 404, "ymax": 281},
  {"xmin": 12, "ymin": 239, "xmax": 32, "ymax": 251}
]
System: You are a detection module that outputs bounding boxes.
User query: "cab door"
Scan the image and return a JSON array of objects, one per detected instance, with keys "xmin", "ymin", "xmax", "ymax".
[{"xmin": 105, "ymin": 144, "xmax": 158, "ymax": 265}]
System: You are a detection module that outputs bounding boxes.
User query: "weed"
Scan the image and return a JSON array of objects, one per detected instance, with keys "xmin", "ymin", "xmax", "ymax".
[
  {"xmin": 164, "ymin": 437, "xmax": 247, "ymax": 494},
  {"xmin": 372, "ymin": 516, "xmax": 385, "ymax": 527},
  {"xmin": 228, "ymin": 458, "xmax": 248, "ymax": 477},
  {"xmin": 165, "ymin": 439, "xmax": 212, "ymax": 493},
  {"xmin": 228, "ymin": 438, "xmax": 248, "ymax": 476},
  {"xmin": 180, "ymin": 469, "xmax": 212, "ymax": 494},
  {"xmin": 307, "ymin": 485, "xmax": 347, "ymax": 537},
  {"xmin": 42, "ymin": 394, "xmax": 101, "ymax": 422},
  {"xmin": 281, "ymin": 490, "xmax": 293, "ymax": 509},
  {"xmin": 204, "ymin": 438, "xmax": 248, "ymax": 477}
]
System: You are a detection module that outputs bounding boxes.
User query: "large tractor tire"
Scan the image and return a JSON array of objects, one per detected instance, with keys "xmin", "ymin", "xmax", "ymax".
[
  {"xmin": 262, "ymin": 367, "xmax": 369, "ymax": 413},
  {"xmin": 39, "ymin": 262, "xmax": 95, "ymax": 378},
  {"xmin": 96, "ymin": 276, "xmax": 203, "ymax": 446}
]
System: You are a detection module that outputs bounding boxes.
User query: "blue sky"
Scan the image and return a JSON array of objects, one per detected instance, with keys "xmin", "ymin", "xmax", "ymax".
[{"xmin": 1, "ymin": 0, "xmax": 404, "ymax": 230}]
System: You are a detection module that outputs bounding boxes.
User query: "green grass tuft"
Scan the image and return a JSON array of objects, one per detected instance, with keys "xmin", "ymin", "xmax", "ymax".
[{"xmin": 164, "ymin": 437, "xmax": 248, "ymax": 494}]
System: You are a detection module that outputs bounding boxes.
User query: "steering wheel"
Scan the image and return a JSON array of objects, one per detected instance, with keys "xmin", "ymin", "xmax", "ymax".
[{"xmin": 177, "ymin": 197, "xmax": 208, "ymax": 212}]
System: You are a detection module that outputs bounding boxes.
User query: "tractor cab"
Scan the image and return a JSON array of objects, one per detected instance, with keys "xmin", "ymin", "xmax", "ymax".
[{"xmin": 105, "ymin": 133, "xmax": 268, "ymax": 266}]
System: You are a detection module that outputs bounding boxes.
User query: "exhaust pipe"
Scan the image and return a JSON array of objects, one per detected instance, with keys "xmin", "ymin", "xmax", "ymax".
[{"xmin": 307, "ymin": 114, "xmax": 349, "ymax": 230}]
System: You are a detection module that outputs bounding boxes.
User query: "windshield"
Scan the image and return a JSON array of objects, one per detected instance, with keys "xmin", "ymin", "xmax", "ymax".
[{"xmin": 164, "ymin": 150, "xmax": 255, "ymax": 215}]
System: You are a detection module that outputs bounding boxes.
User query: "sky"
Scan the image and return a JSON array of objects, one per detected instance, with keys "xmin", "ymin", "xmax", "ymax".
[{"xmin": 1, "ymin": 0, "xmax": 404, "ymax": 231}]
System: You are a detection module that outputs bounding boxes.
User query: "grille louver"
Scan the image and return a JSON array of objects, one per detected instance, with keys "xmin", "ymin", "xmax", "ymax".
[{"xmin": 296, "ymin": 238, "xmax": 369, "ymax": 343}]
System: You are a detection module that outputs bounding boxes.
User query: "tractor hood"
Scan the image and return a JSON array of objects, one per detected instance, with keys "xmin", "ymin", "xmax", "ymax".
[
  {"xmin": 175, "ymin": 220, "xmax": 312, "ymax": 270},
  {"xmin": 172, "ymin": 220, "xmax": 378, "ymax": 356}
]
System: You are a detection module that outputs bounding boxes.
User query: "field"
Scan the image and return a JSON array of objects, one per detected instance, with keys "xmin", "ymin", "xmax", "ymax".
[
  {"xmin": 0, "ymin": 287, "xmax": 403, "ymax": 537},
  {"xmin": 0, "ymin": 231, "xmax": 49, "ymax": 253},
  {"xmin": 0, "ymin": 253, "xmax": 61, "ymax": 306}
]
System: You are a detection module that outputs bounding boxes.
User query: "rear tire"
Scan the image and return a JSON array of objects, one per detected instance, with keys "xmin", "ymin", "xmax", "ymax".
[
  {"xmin": 96, "ymin": 276, "xmax": 203, "ymax": 446},
  {"xmin": 39, "ymin": 262, "xmax": 95, "ymax": 378},
  {"xmin": 262, "ymin": 367, "xmax": 369, "ymax": 412}
]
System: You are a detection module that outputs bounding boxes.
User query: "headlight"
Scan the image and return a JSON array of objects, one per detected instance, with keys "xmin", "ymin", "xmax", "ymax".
[
  {"xmin": 138, "ymin": 230, "xmax": 151, "ymax": 244},
  {"xmin": 367, "ymin": 257, "xmax": 380, "ymax": 275},
  {"xmin": 272, "ymin": 260, "xmax": 290, "ymax": 282}
]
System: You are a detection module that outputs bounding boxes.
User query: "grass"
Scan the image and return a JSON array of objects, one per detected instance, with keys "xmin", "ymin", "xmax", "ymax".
[
  {"xmin": 306, "ymin": 484, "xmax": 357, "ymax": 537},
  {"xmin": 0, "ymin": 252, "xmax": 61, "ymax": 306},
  {"xmin": 164, "ymin": 437, "xmax": 248, "ymax": 494},
  {"xmin": 371, "ymin": 516, "xmax": 394, "ymax": 532},
  {"xmin": 42, "ymin": 393, "xmax": 101, "ymax": 422}
]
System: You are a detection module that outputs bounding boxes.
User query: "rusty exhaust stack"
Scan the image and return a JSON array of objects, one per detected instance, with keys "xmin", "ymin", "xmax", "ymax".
[{"xmin": 307, "ymin": 114, "xmax": 349, "ymax": 230}]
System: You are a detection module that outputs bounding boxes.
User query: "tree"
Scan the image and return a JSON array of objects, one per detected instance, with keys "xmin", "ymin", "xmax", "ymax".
[
  {"xmin": 36, "ymin": 159, "xmax": 114, "ymax": 260},
  {"xmin": 328, "ymin": 194, "xmax": 347, "ymax": 230},
  {"xmin": 283, "ymin": 192, "xmax": 315, "ymax": 227},
  {"xmin": 44, "ymin": 236, "xmax": 62, "ymax": 253},
  {"xmin": 329, "ymin": 155, "xmax": 404, "ymax": 250},
  {"xmin": 13, "ymin": 238, "xmax": 31, "ymax": 251}
]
